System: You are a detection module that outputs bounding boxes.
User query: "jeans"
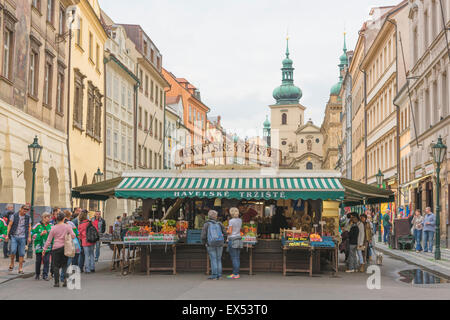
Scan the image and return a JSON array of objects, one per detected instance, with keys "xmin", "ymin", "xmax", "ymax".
[
  {"xmin": 95, "ymin": 241, "xmax": 101, "ymax": 262},
  {"xmin": 383, "ymin": 225, "xmax": 391, "ymax": 244},
  {"xmin": 207, "ymin": 246, "xmax": 223, "ymax": 278},
  {"xmin": 35, "ymin": 252, "xmax": 51, "ymax": 278},
  {"xmin": 414, "ymin": 229, "xmax": 423, "ymax": 251},
  {"xmin": 10, "ymin": 236, "xmax": 26, "ymax": 257},
  {"xmin": 83, "ymin": 245, "xmax": 95, "ymax": 272},
  {"xmin": 79, "ymin": 247, "xmax": 85, "ymax": 271},
  {"xmin": 228, "ymin": 242, "xmax": 241, "ymax": 275},
  {"xmin": 357, "ymin": 249, "xmax": 364, "ymax": 265},
  {"xmin": 3, "ymin": 240, "xmax": 9, "ymax": 257},
  {"xmin": 348, "ymin": 245, "xmax": 358, "ymax": 270},
  {"xmin": 423, "ymin": 231, "xmax": 435, "ymax": 252}
]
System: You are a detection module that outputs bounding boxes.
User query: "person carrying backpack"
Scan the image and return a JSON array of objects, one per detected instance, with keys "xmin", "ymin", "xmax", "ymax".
[
  {"xmin": 78, "ymin": 211, "xmax": 99, "ymax": 273},
  {"xmin": 201, "ymin": 210, "xmax": 226, "ymax": 280}
]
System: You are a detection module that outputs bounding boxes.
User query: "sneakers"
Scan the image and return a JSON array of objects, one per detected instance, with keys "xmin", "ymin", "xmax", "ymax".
[
  {"xmin": 227, "ymin": 274, "xmax": 240, "ymax": 279},
  {"xmin": 345, "ymin": 269, "xmax": 355, "ymax": 273}
]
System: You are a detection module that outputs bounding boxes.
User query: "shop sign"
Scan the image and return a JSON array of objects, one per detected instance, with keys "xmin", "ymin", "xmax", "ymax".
[
  {"xmin": 174, "ymin": 141, "xmax": 281, "ymax": 167},
  {"xmin": 424, "ymin": 163, "xmax": 434, "ymax": 175},
  {"xmin": 415, "ymin": 168, "xmax": 424, "ymax": 179},
  {"xmin": 172, "ymin": 190, "xmax": 288, "ymax": 199}
]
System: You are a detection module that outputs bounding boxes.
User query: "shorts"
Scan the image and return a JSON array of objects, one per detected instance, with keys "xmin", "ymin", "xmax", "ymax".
[{"xmin": 10, "ymin": 236, "xmax": 26, "ymax": 257}]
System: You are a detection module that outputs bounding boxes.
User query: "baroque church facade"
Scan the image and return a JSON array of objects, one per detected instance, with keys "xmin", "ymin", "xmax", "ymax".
[{"xmin": 268, "ymin": 39, "xmax": 324, "ymax": 170}]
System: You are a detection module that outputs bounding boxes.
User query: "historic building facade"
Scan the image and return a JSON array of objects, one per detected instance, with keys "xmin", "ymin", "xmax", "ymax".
[
  {"xmin": 122, "ymin": 24, "xmax": 168, "ymax": 171},
  {"xmin": 321, "ymin": 36, "xmax": 348, "ymax": 170},
  {"xmin": 101, "ymin": 12, "xmax": 139, "ymax": 225},
  {"xmin": 0, "ymin": 0, "xmax": 74, "ymax": 216},
  {"xmin": 269, "ymin": 40, "xmax": 323, "ymax": 170},
  {"xmin": 165, "ymin": 95, "xmax": 188, "ymax": 169},
  {"xmin": 162, "ymin": 68, "xmax": 210, "ymax": 166},
  {"xmin": 361, "ymin": 2, "xmax": 409, "ymax": 215},
  {"xmin": 407, "ymin": 0, "xmax": 449, "ymax": 246},
  {"xmin": 68, "ymin": 0, "xmax": 107, "ymax": 210}
]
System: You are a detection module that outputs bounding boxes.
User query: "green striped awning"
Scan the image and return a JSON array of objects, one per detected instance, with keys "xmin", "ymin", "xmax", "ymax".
[{"xmin": 115, "ymin": 175, "xmax": 344, "ymax": 201}]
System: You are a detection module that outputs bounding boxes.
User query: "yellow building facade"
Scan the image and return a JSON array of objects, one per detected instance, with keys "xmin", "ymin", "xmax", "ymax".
[{"xmin": 68, "ymin": 0, "xmax": 107, "ymax": 210}]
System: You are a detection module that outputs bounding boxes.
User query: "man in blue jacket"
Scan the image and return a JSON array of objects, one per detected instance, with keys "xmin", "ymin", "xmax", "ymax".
[{"xmin": 422, "ymin": 207, "xmax": 436, "ymax": 253}]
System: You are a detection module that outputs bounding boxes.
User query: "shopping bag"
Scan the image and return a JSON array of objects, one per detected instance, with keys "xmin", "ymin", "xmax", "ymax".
[
  {"xmin": 64, "ymin": 233, "xmax": 76, "ymax": 258},
  {"xmin": 73, "ymin": 237, "xmax": 81, "ymax": 254}
]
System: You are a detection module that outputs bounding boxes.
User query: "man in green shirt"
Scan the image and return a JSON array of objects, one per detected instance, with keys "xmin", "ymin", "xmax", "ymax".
[{"xmin": 31, "ymin": 212, "xmax": 52, "ymax": 280}]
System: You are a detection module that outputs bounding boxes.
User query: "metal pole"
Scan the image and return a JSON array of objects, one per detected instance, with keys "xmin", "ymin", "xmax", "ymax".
[
  {"xmin": 378, "ymin": 184, "xmax": 382, "ymax": 243},
  {"xmin": 435, "ymin": 165, "xmax": 441, "ymax": 260},
  {"xmin": 27, "ymin": 163, "xmax": 37, "ymax": 259}
]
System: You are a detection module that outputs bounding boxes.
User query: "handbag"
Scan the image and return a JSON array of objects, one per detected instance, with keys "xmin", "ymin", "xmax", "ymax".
[{"xmin": 64, "ymin": 233, "xmax": 76, "ymax": 258}]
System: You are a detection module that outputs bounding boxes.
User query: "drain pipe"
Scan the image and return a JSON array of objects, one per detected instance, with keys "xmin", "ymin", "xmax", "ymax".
[{"xmin": 66, "ymin": 10, "xmax": 75, "ymax": 209}]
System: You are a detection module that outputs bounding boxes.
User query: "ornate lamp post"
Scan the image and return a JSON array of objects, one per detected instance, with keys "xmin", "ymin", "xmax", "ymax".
[
  {"xmin": 375, "ymin": 169, "xmax": 384, "ymax": 243},
  {"xmin": 94, "ymin": 168, "xmax": 104, "ymax": 210},
  {"xmin": 431, "ymin": 136, "xmax": 447, "ymax": 260},
  {"xmin": 27, "ymin": 136, "xmax": 43, "ymax": 259}
]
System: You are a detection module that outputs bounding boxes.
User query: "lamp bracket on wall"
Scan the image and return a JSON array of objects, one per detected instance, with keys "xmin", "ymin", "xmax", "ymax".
[{"xmin": 16, "ymin": 170, "xmax": 23, "ymax": 178}]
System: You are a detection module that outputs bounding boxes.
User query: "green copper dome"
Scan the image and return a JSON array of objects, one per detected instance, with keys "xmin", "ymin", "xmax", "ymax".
[
  {"xmin": 330, "ymin": 77, "xmax": 343, "ymax": 95},
  {"xmin": 263, "ymin": 115, "xmax": 271, "ymax": 128},
  {"xmin": 330, "ymin": 33, "xmax": 348, "ymax": 96},
  {"xmin": 339, "ymin": 33, "xmax": 348, "ymax": 67},
  {"xmin": 273, "ymin": 38, "xmax": 302, "ymax": 105}
]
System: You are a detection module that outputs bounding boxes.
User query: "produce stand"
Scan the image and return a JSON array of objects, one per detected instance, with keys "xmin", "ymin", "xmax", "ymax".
[{"xmin": 72, "ymin": 169, "xmax": 394, "ymax": 276}]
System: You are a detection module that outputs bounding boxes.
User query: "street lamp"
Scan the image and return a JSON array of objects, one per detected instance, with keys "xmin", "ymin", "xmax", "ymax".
[
  {"xmin": 375, "ymin": 169, "xmax": 384, "ymax": 243},
  {"xmin": 431, "ymin": 136, "xmax": 447, "ymax": 260},
  {"xmin": 27, "ymin": 136, "xmax": 43, "ymax": 259},
  {"xmin": 94, "ymin": 168, "xmax": 104, "ymax": 210}
]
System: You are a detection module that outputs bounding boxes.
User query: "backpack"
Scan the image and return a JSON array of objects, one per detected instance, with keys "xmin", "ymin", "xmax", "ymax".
[
  {"xmin": 207, "ymin": 221, "xmax": 224, "ymax": 247},
  {"xmin": 86, "ymin": 221, "xmax": 99, "ymax": 243}
]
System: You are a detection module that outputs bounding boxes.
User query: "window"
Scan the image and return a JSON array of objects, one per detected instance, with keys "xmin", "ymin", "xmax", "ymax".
[
  {"xmin": 150, "ymin": 48, "xmax": 154, "ymax": 62},
  {"xmin": 106, "ymin": 128, "xmax": 111, "ymax": 157},
  {"xmin": 96, "ymin": 44, "xmax": 100, "ymax": 69},
  {"xmin": 113, "ymin": 131, "xmax": 118, "ymax": 159},
  {"xmin": 189, "ymin": 106, "xmax": 192, "ymax": 123},
  {"xmin": 32, "ymin": 0, "xmax": 41, "ymax": 11},
  {"xmin": 143, "ymin": 147, "xmax": 147, "ymax": 168},
  {"xmin": 159, "ymin": 121, "xmax": 162, "ymax": 141},
  {"xmin": 149, "ymin": 150, "xmax": 152, "ymax": 169},
  {"xmin": 143, "ymin": 40, "xmax": 148, "ymax": 56},
  {"xmin": 145, "ymin": 75, "xmax": 149, "ymax": 96},
  {"xmin": 149, "ymin": 115, "xmax": 153, "ymax": 136},
  {"xmin": 154, "ymin": 118, "xmax": 158, "ymax": 140},
  {"xmin": 155, "ymin": 85, "xmax": 159, "ymax": 104},
  {"xmin": 73, "ymin": 69, "xmax": 85, "ymax": 128},
  {"xmin": 59, "ymin": 6, "xmax": 65, "ymax": 35},
  {"xmin": 138, "ymin": 107, "xmax": 142, "ymax": 128},
  {"xmin": 87, "ymin": 82, "xmax": 95, "ymax": 135},
  {"xmin": 144, "ymin": 111, "xmax": 148, "ymax": 131},
  {"xmin": 89, "ymin": 32, "xmax": 93, "ymax": 61},
  {"xmin": 56, "ymin": 70, "xmax": 64, "ymax": 114},
  {"xmin": 157, "ymin": 56, "xmax": 161, "ymax": 70},
  {"xmin": 43, "ymin": 57, "xmax": 53, "ymax": 107},
  {"xmin": 76, "ymin": 18, "xmax": 83, "ymax": 47},
  {"xmin": 121, "ymin": 135, "xmax": 126, "ymax": 162},
  {"xmin": 128, "ymin": 138, "xmax": 132, "ymax": 164},
  {"xmin": 138, "ymin": 144, "xmax": 142, "ymax": 166},
  {"xmin": 94, "ymin": 87, "xmax": 102, "ymax": 140},
  {"xmin": 139, "ymin": 69, "xmax": 143, "ymax": 92},
  {"xmin": 47, "ymin": 0, "xmax": 54, "ymax": 24},
  {"xmin": 28, "ymin": 50, "xmax": 38, "ymax": 97},
  {"xmin": 281, "ymin": 113, "xmax": 287, "ymax": 125},
  {"xmin": 3, "ymin": 27, "xmax": 14, "ymax": 80},
  {"xmin": 150, "ymin": 80, "xmax": 154, "ymax": 100},
  {"xmin": 160, "ymin": 89, "xmax": 163, "ymax": 108},
  {"xmin": 306, "ymin": 162, "xmax": 313, "ymax": 170}
]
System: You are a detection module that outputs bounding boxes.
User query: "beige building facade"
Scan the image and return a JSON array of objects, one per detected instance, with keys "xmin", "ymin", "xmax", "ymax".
[{"xmin": 0, "ymin": 0, "xmax": 74, "ymax": 217}]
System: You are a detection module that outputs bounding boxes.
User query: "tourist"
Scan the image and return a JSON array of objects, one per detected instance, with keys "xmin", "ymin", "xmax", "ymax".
[
  {"xmin": 50, "ymin": 207, "xmax": 61, "ymax": 225},
  {"xmin": 43, "ymin": 212, "xmax": 75, "ymax": 287},
  {"xmin": 360, "ymin": 214, "xmax": 373, "ymax": 266},
  {"xmin": 71, "ymin": 207, "xmax": 82, "ymax": 228},
  {"xmin": 78, "ymin": 209, "xmax": 89, "ymax": 271},
  {"xmin": 383, "ymin": 210, "xmax": 392, "ymax": 245},
  {"xmin": 31, "ymin": 212, "xmax": 52, "ymax": 280},
  {"xmin": 0, "ymin": 215, "xmax": 7, "ymax": 245},
  {"xmin": 422, "ymin": 207, "xmax": 436, "ymax": 253},
  {"xmin": 201, "ymin": 210, "xmax": 226, "ymax": 280},
  {"xmin": 60, "ymin": 210, "xmax": 80, "ymax": 283},
  {"xmin": 411, "ymin": 209, "xmax": 424, "ymax": 253},
  {"xmin": 1, "ymin": 204, "xmax": 14, "ymax": 258},
  {"xmin": 6, "ymin": 205, "xmax": 31, "ymax": 274},
  {"xmin": 113, "ymin": 216, "xmax": 123, "ymax": 240},
  {"xmin": 194, "ymin": 210, "xmax": 206, "ymax": 230},
  {"xmin": 346, "ymin": 213, "xmax": 360, "ymax": 273},
  {"xmin": 227, "ymin": 207, "xmax": 243, "ymax": 279},
  {"xmin": 271, "ymin": 207, "xmax": 289, "ymax": 234},
  {"xmin": 238, "ymin": 203, "xmax": 258, "ymax": 223},
  {"xmin": 92, "ymin": 211, "xmax": 106, "ymax": 262},
  {"xmin": 356, "ymin": 214, "xmax": 366, "ymax": 272},
  {"xmin": 78, "ymin": 211, "xmax": 98, "ymax": 273}
]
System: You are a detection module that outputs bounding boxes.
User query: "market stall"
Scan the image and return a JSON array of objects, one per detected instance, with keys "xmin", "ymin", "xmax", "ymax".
[{"xmin": 73, "ymin": 169, "xmax": 394, "ymax": 276}]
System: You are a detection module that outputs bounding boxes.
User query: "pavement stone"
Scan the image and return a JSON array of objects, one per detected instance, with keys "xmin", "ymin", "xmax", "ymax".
[
  {"xmin": 374, "ymin": 242, "xmax": 450, "ymax": 278},
  {"xmin": 0, "ymin": 256, "xmax": 35, "ymax": 284}
]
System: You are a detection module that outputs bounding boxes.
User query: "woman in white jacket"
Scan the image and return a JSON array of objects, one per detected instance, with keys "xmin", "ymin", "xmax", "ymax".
[{"xmin": 356, "ymin": 216, "xmax": 366, "ymax": 272}]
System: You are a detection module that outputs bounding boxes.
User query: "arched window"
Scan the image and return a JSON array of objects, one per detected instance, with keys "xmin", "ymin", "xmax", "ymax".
[
  {"xmin": 306, "ymin": 162, "xmax": 313, "ymax": 170},
  {"xmin": 282, "ymin": 113, "xmax": 287, "ymax": 125}
]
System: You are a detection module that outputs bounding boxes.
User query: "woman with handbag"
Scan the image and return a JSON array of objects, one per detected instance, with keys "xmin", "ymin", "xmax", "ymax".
[
  {"xmin": 411, "ymin": 209, "xmax": 424, "ymax": 253},
  {"xmin": 227, "ymin": 207, "xmax": 243, "ymax": 279},
  {"xmin": 43, "ymin": 212, "xmax": 75, "ymax": 288}
]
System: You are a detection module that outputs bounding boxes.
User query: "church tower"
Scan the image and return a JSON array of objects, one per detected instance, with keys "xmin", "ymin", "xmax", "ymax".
[{"xmin": 269, "ymin": 38, "xmax": 306, "ymax": 163}]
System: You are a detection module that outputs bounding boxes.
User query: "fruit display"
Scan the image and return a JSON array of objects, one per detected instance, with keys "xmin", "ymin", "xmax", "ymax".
[
  {"xmin": 126, "ymin": 222, "xmax": 152, "ymax": 237},
  {"xmin": 176, "ymin": 220, "xmax": 189, "ymax": 239},
  {"xmin": 241, "ymin": 223, "xmax": 257, "ymax": 245},
  {"xmin": 309, "ymin": 233, "xmax": 323, "ymax": 242}
]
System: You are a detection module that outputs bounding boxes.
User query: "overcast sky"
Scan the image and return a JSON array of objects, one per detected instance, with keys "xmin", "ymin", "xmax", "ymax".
[{"xmin": 99, "ymin": 0, "xmax": 399, "ymax": 139}]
